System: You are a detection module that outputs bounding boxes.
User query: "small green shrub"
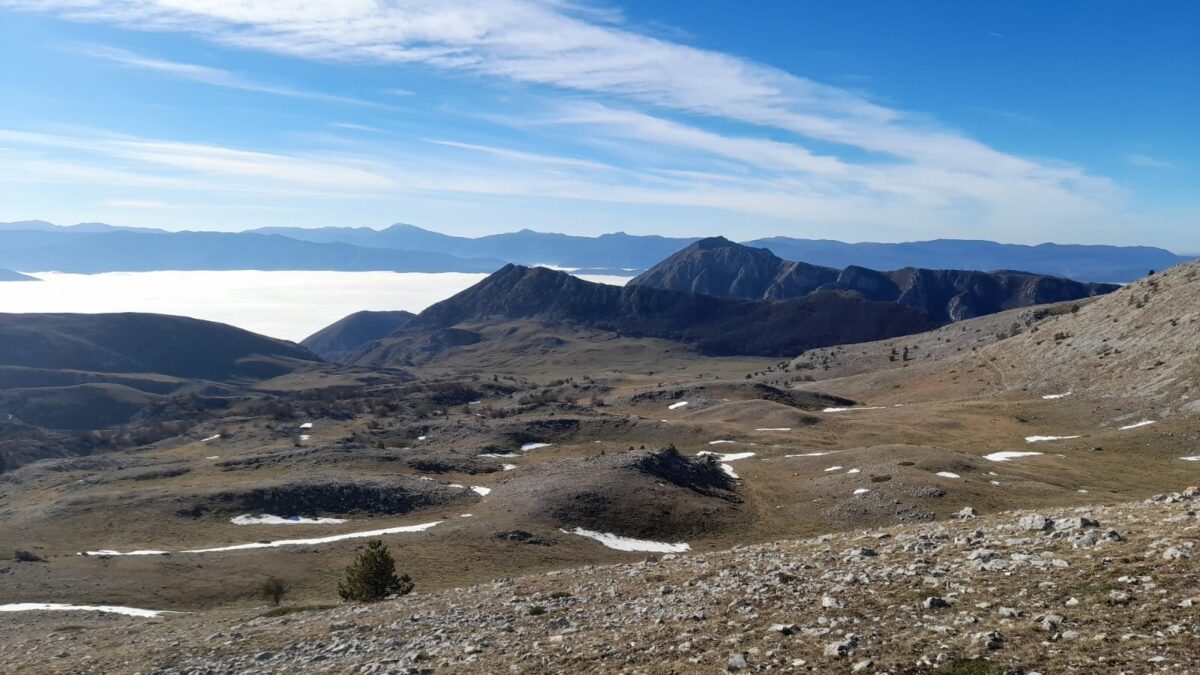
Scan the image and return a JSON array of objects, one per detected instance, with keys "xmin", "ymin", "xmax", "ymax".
[{"xmin": 338, "ymin": 540, "xmax": 414, "ymax": 602}]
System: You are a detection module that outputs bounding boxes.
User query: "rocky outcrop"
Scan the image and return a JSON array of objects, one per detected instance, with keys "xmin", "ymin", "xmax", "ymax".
[{"xmin": 176, "ymin": 477, "xmax": 473, "ymax": 518}]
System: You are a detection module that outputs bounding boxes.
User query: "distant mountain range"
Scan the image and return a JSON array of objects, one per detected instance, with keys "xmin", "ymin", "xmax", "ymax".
[
  {"xmin": 0, "ymin": 229, "xmax": 505, "ymax": 274},
  {"xmin": 252, "ymin": 223, "xmax": 693, "ymax": 270},
  {"xmin": 631, "ymin": 237, "xmax": 1118, "ymax": 322},
  {"xmin": 0, "ymin": 220, "xmax": 1191, "ymax": 282}
]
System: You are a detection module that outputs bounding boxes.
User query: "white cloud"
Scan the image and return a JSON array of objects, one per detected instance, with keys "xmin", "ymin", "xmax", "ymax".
[
  {"xmin": 102, "ymin": 198, "xmax": 171, "ymax": 208},
  {"xmin": 13, "ymin": 2, "xmax": 1050, "ymax": 165},
  {"xmin": 330, "ymin": 122, "xmax": 381, "ymax": 132},
  {"xmin": 0, "ymin": 128, "xmax": 397, "ymax": 193},
  {"xmin": 426, "ymin": 139, "xmax": 615, "ymax": 171},
  {"xmin": 77, "ymin": 44, "xmax": 387, "ymax": 108},
  {"xmin": 0, "ymin": 0, "xmax": 1146, "ymax": 242},
  {"xmin": 1127, "ymin": 153, "xmax": 1174, "ymax": 169}
]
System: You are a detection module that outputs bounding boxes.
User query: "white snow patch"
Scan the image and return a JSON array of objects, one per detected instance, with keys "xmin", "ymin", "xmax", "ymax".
[
  {"xmin": 502, "ymin": 464, "xmax": 518, "ymax": 471},
  {"xmin": 1119, "ymin": 420, "xmax": 1157, "ymax": 431},
  {"xmin": 990, "ymin": 480, "xmax": 1002, "ymax": 485},
  {"xmin": 719, "ymin": 464, "xmax": 740, "ymax": 479},
  {"xmin": 1181, "ymin": 456, "xmax": 1200, "ymax": 462},
  {"xmin": 447, "ymin": 484, "xmax": 465, "ymax": 488},
  {"xmin": 708, "ymin": 440, "xmax": 737, "ymax": 445},
  {"xmin": 200, "ymin": 434, "xmax": 220, "ymax": 443},
  {"xmin": 935, "ymin": 471, "xmax": 961, "ymax": 479},
  {"xmin": 1042, "ymin": 392, "xmax": 1072, "ymax": 400},
  {"xmin": 696, "ymin": 451, "xmax": 756, "ymax": 462},
  {"xmin": 417, "ymin": 435, "xmax": 426, "ymax": 441},
  {"xmin": 520, "ymin": 442, "xmax": 553, "ymax": 451},
  {"xmin": 668, "ymin": 401, "xmax": 689, "ymax": 410},
  {"xmin": 471, "ymin": 486, "xmax": 491, "ymax": 496},
  {"xmin": 984, "ymin": 451, "xmax": 1043, "ymax": 462},
  {"xmin": 853, "ymin": 488, "xmax": 870, "ymax": 495},
  {"xmin": 1025, "ymin": 435, "xmax": 1080, "ymax": 443},
  {"xmin": 846, "ymin": 468, "xmax": 861, "ymax": 474},
  {"xmin": 823, "ymin": 466, "xmax": 844, "ymax": 472},
  {"xmin": 298, "ymin": 434, "xmax": 311, "ymax": 441},
  {"xmin": 83, "ymin": 549, "xmax": 169, "ymax": 557},
  {"xmin": 85, "ymin": 522, "xmax": 444, "ymax": 556},
  {"xmin": 784, "ymin": 452, "xmax": 832, "ymax": 458},
  {"xmin": 823, "ymin": 406, "xmax": 887, "ymax": 413},
  {"xmin": 479, "ymin": 452, "xmax": 518, "ymax": 458},
  {"xmin": 205, "ymin": 455, "xmax": 220, "ymax": 460},
  {"xmin": 460, "ymin": 514, "xmax": 474, "ymax": 518},
  {"xmin": 1077, "ymin": 489, "xmax": 1089, "ymax": 494},
  {"xmin": 0, "ymin": 603, "xmax": 176, "ymax": 618},
  {"xmin": 755, "ymin": 427, "xmax": 792, "ymax": 432},
  {"xmin": 231, "ymin": 514, "xmax": 347, "ymax": 525},
  {"xmin": 562, "ymin": 527, "xmax": 690, "ymax": 553},
  {"xmin": 299, "ymin": 422, "xmax": 313, "ymax": 429}
]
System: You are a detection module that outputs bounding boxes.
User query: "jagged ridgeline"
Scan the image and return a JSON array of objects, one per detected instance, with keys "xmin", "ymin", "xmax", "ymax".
[
  {"xmin": 344, "ymin": 263, "xmax": 941, "ymax": 365},
  {"xmin": 629, "ymin": 237, "xmax": 1118, "ymax": 322}
]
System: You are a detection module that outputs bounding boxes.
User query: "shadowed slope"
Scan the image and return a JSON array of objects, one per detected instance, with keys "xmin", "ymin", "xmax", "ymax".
[
  {"xmin": 350, "ymin": 264, "xmax": 939, "ymax": 364},
  {"xmin": 301, "ymin": 311, "xmax": 415, "ymax": 362}
]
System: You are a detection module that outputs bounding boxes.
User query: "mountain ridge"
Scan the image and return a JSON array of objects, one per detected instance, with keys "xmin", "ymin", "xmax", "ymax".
[
  {"xmin": 630, "ymin": 237, "xmax": 1119, "ymax": 322},
  {"xmin": 5, "ymin": 221, "xmax": 1189, "ymax": 281},
  {"xmin": 347, "ymin": 264, "xmax": 940, "ymax": 364},
  {"xmin": 0, "ymin": 229, "xmax": 506, "ymax": 274}
]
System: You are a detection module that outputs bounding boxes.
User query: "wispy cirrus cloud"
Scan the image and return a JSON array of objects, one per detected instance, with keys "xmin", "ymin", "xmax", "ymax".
[
  {"xmin": 23, "ymin": 2, "xmax": 1051, "ymax": 167},
  {"xmin": 0, "ymin": 0, "xmax": 1139, "ymax": 241},
  {"xmin": 0, "ymin": 128, "xmax": 397, "ymax": 194},
  {"xmin": 77, "ymin": 44, "xmax": 386, "ymax": 107},
  {"xmin": 426, "ymin": 139, "xmax": 615, "ymax": 172},
  {"xmin": 102, "ymin": 198, "xmax": 172, "ymax": 208},
  {"xmin": 1127, "ymin": 153, "xmax": 1174, "ymax": 169}
]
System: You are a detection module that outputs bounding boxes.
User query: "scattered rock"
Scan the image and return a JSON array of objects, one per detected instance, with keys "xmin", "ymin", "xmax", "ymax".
[{"xmin": 824, "ymin": 635, "xmax": 859, "ymax": 658}]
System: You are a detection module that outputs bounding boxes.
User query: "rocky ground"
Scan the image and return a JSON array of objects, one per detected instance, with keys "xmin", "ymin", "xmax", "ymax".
[{"xmin": 5, "ymin": 487, "xmax": 1198, "ymax": 674}]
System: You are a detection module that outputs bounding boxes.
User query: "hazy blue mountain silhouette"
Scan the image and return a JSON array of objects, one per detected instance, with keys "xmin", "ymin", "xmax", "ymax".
[{"xmin": 3, "ymin": 221, "xmax": 1190, "ymax": 281}]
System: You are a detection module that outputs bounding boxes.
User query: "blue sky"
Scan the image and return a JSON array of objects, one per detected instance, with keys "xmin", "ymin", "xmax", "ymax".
[{"xmin": 0, "ymin": 1, "xmax": 1196, "ymax": 249}]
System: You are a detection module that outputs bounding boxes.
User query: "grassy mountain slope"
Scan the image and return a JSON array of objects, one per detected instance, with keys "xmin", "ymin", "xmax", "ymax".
[{"xmin": 301, "ymin": 310, "xmax": 416, "ymax": 362}]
